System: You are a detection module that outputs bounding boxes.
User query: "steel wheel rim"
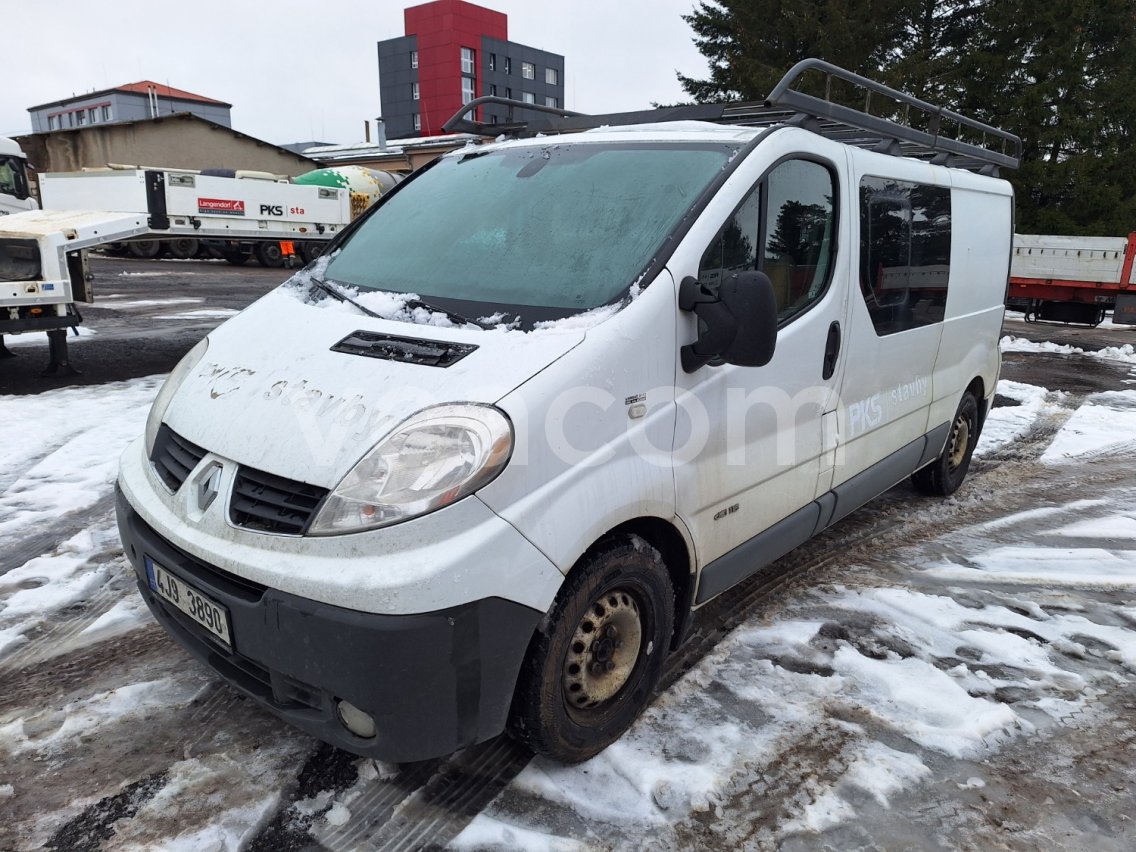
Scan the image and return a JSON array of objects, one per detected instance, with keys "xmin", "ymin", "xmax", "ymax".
[
  {"xmin": 948, "ymin": 414, "xmax": 971, "ymax": 470},
  {"xmin": 563, "ymin": 588, "xmax": 643, "ymax": 709}
]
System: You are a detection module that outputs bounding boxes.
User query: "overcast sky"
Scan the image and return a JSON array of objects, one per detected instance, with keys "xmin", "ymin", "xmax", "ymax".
[{"xmin": 8, "ymin": 0, "xmax": 710, "ymax": 145}]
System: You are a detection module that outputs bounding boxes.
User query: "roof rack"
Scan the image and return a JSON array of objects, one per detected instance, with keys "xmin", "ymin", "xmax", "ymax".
[{"xmin": 442, "ymin": 58, "xmax": 1021, "ymax": 174}]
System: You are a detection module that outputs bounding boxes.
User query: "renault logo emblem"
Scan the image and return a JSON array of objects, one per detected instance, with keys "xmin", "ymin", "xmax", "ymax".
[{"xmin": 197, "ymin": 461, "xmax": 223, "ymax": 511}]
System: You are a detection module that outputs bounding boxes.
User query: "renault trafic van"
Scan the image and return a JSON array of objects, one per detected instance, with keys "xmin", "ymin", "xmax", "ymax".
[{"xmin": 116, "ymin": 60, "xmax": 1020, "ymax": 763}]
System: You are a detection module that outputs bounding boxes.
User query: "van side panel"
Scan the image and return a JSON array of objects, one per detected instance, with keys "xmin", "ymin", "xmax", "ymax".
[{"xmin": 928, "ymin": 175, "xmax": 1013, "ymax": 430}]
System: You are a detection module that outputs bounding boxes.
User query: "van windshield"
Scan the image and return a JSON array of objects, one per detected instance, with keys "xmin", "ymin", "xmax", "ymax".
[{"xmin": 322, "ymin": 141, "xmax": 735, "ymax": 324}]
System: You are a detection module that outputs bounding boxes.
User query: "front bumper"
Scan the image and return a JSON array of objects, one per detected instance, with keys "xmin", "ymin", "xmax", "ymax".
[{"xmin": 117, "ymin": 486, "xmax": 543, "ymax": 762}]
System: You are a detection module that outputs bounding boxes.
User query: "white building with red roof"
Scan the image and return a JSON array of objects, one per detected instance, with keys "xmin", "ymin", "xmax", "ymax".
[{"xmin": 27, "ymin": 81, "xmax": 231, "ymax": 133}]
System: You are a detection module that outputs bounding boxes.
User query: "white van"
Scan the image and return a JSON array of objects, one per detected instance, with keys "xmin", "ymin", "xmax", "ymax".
[{"xmin": 115, "ymin": 61, "xmax": 1019, "ymax": 763}]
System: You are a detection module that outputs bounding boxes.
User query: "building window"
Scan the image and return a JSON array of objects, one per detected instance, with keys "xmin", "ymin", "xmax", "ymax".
[
  {"xmin": 489, "ymin": 84, "xmax": 497, "ymax": 97},
  {"xmin": 461, "ymin": 47, "xmax": 474, "ymax": 75},
  {"xmin": 412, "ymin": 82, "xmax": 419, "ymax": 100},
  {"xmin": 75, "ymin": 110, "xmax": 86, "ymax": 126},
  {"xmin": 522, "ymin": 62, "xmax": 535, "ymax": 80},
  {"xmin": 522, "ymin": 91, "xmax": 535, "ymax": 104},
  {"xmin": 462, "ymin": 76, "xmax": 475, "ymax": 105},
  {"xmin": 47, "ymin": 115, "xmax": 56, "ymax": 130},
  {"xmin": 488, "ymin": 53, "xmax": 496, "ymax": 71},
  {"xmin": 545, "ymin": 67, "xmax": 559, "ymax": 86},
  {"xmin": 544, "ymin": 95, "xmax": 558, "ymax": 108},
  {"xmin": 411, "ymin": 50, "xmax": 418, "ymax": 69},
  {"xmin": 490, "ymin": 115, "xmax": 498, "ymax": 125},
  {"xmin": 504, "ymin": 57, "xmax": 511, "ymax": 74},
  {"xmin": 102, "ymin": 105, "xmax": 112, "ymax": 121},
  {"xmin": 413, "ymin": 113, "xmax": 421, "ymax": 132},
  {"xmin": 88, "ymin": 108, "xmax": 97, "ymax": 123},
  {"xmin": 505, "ymin": 87, "xmax": 512, "ymax": 99}
]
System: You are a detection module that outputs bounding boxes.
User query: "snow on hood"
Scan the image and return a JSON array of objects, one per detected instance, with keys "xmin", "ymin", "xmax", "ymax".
[
  {"xmin": 282, "ymin": 254, "xmax": 630, "ymax": 334},
  {"xmin": 161, "ymin": 280, "xmax": 586, "ymax": 487}
]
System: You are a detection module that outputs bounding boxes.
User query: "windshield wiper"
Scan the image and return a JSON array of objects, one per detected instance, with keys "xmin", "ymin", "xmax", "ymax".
[
  {"xmin": 402, "ymin": 296, "xmax": 493, "ymax": 329},
  {"xmin": 310, "ymin": 276, "xmax": 383, "ymax": 320},
  {"xmin": 311, "ymin": 276, "xmax": 493, "ymax": 330}
]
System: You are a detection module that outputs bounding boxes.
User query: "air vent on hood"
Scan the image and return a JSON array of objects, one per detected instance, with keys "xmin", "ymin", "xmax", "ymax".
[{"xmin": 330, "ymin": 331, "xmax": 478, "ymax": 368}]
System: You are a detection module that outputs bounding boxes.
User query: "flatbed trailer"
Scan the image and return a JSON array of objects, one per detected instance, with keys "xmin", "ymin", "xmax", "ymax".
[{"xmin": 1007, "ymin": 232, "xmax": 1136, "ymax": 326}]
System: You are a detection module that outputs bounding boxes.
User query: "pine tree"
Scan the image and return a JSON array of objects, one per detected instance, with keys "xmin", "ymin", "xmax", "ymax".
[{"xmin": 679, "ymin": 0, "xmax": 1136, "ymax": 236}]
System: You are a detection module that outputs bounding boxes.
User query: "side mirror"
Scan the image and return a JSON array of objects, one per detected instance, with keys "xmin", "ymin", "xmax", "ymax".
[{"xmin": 678, "ymin": 271, "xmax": 778, "ymax": 373}]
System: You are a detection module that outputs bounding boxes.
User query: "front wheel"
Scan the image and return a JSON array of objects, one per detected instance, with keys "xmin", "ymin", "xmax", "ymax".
[
  {"xmin": 509, "ymin": 535, "xmax": 674, "ymax": 763},
  {"xmin": 912, "ymin": 391, "xmax": 979, "ymax": 496}
]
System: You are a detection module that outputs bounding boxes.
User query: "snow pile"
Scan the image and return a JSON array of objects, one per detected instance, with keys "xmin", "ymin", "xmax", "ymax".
[
  {"xmin": 1040, "ymin": 389, "xmax": 1136, "ymax": 462},
  {"xmin": 975, "ymin": 380, "xmax": 1056, "ymax": 457},
  {"xmin": 1001, "ymin": 334, "xmax": 1136, "ymax": 364},
  {"xmin": 153, "ymin": 309, "xmax": 240, "ymax": 320},
  {"xmin": 2, "ymin": 326, "xmax": 96, "ymax": 348},
  {"xmin": 87, "ymin": 298, "xmax": 204, "ymax": 309},
  {"xmin": 0, "ymin": 376, "xmax": 161, "ymax": 543}
]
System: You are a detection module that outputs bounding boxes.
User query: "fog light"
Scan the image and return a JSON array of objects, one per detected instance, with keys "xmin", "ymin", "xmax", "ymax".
[{"xmin": 336, "ymin": 699, "xmax": 376, "ymax": 738}]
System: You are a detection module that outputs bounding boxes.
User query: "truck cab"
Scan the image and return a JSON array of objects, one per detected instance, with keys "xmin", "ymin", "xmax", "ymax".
[{"xmin": 0, "ymin": 137, "xmax": 38, "ymax": 216}]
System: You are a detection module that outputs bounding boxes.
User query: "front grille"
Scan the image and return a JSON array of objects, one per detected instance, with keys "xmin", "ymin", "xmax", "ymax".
[
  {"xmin": 151, "ymin": 424, "xmax": 207, "ymax": 491},
  {"xmin": 229, "ymin": 466, "xmax": 329, "ymax": 535}
]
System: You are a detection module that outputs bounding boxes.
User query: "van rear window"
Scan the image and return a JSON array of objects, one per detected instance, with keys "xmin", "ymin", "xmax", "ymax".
[
  {"xmin": 859, "ymin": 177, "xmax": 952, "ymax": 335},
  {"xmin": 323, "ymin": 142, "xmax": 734, "ymax": 321}
]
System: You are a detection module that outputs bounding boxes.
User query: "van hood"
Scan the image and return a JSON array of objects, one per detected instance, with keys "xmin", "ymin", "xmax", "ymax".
[{"xmin": 161, "ymin": 287, "xmax": 585, "ymax": 486}]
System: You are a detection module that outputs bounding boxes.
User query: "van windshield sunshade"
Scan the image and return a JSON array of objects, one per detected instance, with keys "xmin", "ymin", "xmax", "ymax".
[{"xmin": 330, "ymin": 331, "xmax": 478, "ymax": 368}]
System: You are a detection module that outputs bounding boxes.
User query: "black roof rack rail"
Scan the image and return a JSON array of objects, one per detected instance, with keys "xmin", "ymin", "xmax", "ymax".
[{"xmin": 441, "ymin": 58, "xmax": 1021, "ymax": 173}]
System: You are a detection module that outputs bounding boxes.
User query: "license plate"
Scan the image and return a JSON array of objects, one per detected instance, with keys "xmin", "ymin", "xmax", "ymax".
[{"xmin": 145, "ymin": 556, "xmax": 232, "ymax": 647}]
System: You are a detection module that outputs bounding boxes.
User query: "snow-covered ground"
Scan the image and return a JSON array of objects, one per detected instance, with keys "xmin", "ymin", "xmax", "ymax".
[{"xmin": 1, "ymin": 335, "xmax": 1134, "ymax": 849}]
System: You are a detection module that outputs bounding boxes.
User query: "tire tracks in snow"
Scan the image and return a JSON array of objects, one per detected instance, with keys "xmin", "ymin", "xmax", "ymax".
[{"xmin": 0, "ymin": 492, "xmax": 116, "ymax": 578}]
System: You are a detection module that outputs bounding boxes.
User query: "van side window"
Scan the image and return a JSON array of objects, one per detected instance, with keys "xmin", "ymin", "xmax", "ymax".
[
  {"xmin": 859, "ymin": 177, "xmax": 952, "ymax": 335},
  {"xmin": 698, "ymin": 159, "xmax": 837, "ymax": 324},
  {"xmin": 763, "ymin": 160, "xmax": 837, "ymax": 323},
  {"xmin": 698, "ymin": 187, "xmax": 760, "ymax": 291}
]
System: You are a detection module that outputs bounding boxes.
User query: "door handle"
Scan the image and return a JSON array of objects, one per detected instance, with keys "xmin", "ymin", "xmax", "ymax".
[{"xmin": 822, "ymin": 321, "xmax": 841, "ymax": 380}]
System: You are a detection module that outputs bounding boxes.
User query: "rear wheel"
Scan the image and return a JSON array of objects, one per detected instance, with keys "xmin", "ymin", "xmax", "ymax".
[
  {"xmin": 128, "ymin": 239, "xmax": 162, "ymax": 259},
  {"xmin": 167, "ymin": 238, "xmax": 199, "ymax": 260},
  {"xmin": 509, "ymin": 535, "xmax": 673, "ymax": 763},
  {"xmin": 912, "ymin": 390, "xmax": 979, "ymax": 496},
  {"xmin": 255, "ymin": 242, "xmax": 285, "ymax": 268},
  {"xmin": 300, "ymin": 241, "xmax": 324, "ymax": 264}
]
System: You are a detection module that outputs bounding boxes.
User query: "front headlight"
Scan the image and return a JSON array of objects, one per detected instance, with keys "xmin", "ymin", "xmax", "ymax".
[
  {"xmin": 308, "ymin": 403, "xmax": 513, "ymax": 535},
  {"xmin": 144, "ymin": 337, "xmax": 209, "ymax": 456}
]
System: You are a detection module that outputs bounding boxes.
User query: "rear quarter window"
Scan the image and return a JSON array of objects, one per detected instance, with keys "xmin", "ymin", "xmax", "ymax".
[{"xmin": 859, "ymin": 177, "xmax": 951, "ymax": 335}]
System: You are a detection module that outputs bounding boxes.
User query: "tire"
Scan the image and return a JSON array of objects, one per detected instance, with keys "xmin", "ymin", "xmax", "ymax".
[
  {"xmin": 255, "ymin": 242, "xmax": 285, "ymax": 268},
  {"xmin": 299, "ymin": 241, "xmax": 324, "ymax": 265},
  {"xmin": 167, "ymin": 238, "xmax": 199, "ymax": 260},
  {"xmin": 220, "ymin": 250, "xmax": 250, "ymax": 266},
  {"xmin": 509, "ymin": 534, "xmax": 674, "ymax": 763},
  {"xmin": 912, "ymin": 390, "xmax": 980, "ymax": 496},
  {"xmin": 128, "ymin": 239, "xmax": 162, "ymax": 259}
]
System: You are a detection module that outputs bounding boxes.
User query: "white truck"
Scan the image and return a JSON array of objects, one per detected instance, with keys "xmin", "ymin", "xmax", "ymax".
[
  {"xmin": 0, "ymin": 137, "xmax": 38, "ymax": 215},
  {"xmin": 0, "ymin": 166, "xmax": 397, "ymax": 372}
]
